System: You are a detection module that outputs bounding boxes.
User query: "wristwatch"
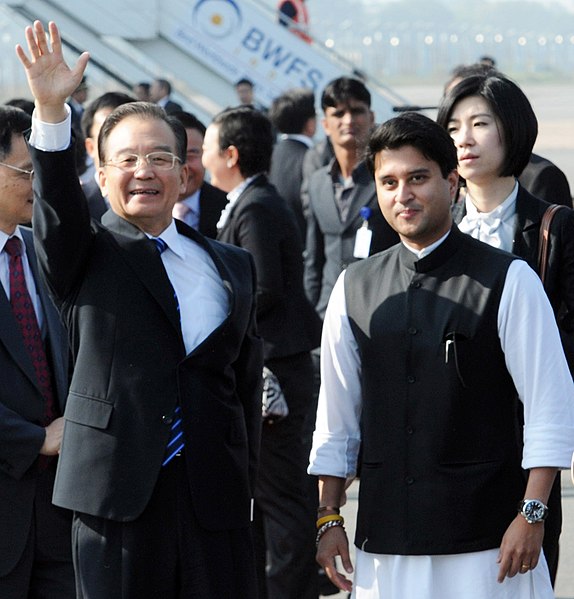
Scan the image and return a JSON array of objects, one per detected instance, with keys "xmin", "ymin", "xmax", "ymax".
[{"xmin": 518, "ymin": 499, "xmax": 549, "ymax": 524}]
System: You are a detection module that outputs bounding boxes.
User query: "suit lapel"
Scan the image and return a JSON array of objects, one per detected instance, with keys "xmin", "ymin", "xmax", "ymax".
[
  {"xmin": 22, "ymin": 227, "xmax": 68, "ymax": 406},
  {"xmin": 101, "ymin": 212, "xmax": 183, "ymax": 335},
  {"xmin": 343, "ymin": 165, "xmax": 376, "ymax": 231},
  {"xmin": 0, "ymin": 230, "xmax": 47, "ymax": 393},
  {"xmin": 512, "ymin": 186, "xmax": 545, "ymax": 269}
]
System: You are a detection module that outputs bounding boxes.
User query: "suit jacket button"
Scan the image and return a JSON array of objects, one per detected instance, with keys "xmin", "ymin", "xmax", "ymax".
[{"xmin": 162, "ymin": 415, "xmax": 173, "ymax": 425}]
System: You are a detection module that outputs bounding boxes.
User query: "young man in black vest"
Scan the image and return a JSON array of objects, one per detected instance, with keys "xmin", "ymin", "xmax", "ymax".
[{"xmin": 308, "ymin": 112, "xmax": 574, "ymax": 599}]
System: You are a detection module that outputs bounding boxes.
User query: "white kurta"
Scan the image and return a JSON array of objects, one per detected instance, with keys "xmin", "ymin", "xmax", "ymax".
[{"xmin": 309, "ymin": 244, "xmax": 574, "ymax": 599}]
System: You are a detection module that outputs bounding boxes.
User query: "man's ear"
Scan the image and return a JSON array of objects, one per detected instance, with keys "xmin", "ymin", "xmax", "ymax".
[
  {"xmin": 98, "ymin": 167, "xmax": 108, "ymax": 196},
  {"xmin": 447, "ymin": 169, "xmax": 460, "ymax": 201}
]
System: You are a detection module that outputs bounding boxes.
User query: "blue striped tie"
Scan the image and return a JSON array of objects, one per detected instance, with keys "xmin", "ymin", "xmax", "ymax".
[{"xmin": 152, "ymin": 237, "xmax": 185, "ymax": 466}]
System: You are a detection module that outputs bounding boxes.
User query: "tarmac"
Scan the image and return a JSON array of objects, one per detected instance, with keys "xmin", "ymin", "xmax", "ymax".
[{"xmin": 325, "ymin": 470, "xmax": 574, "ymax": 598}]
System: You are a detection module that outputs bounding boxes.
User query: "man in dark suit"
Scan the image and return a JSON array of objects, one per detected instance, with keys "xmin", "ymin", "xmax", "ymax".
[
  {"xmin": 150, "ymin": 78, "xmax": 183, "ymax": 115},
  {"xmin": 0, "ymin": 106, "xmax": 73, "ymax": 598},
  {"xmin": 268, "ymin": 88, "xmax": 317, "ymax": 241},
  {"xmin": 17, "ymin": 21, "xmax": 263, "ymax": 599},
  {"xmin": 79, "ymin": 91, "xmax": 136, "ymax": 221},
  {"xmin": 304, "ymin": 77, "xmax": 399, "ymax": 320},
  {"xmin": 171, "ymin": 111, "xmax": 227, "ymax": 239},
  {"xmin": 204, "ymin": 106, "xmax": 322, "ymax": 599},
  {"xmin": 519, "ymin": 153, "xmax": 572, "ymax": 207}
]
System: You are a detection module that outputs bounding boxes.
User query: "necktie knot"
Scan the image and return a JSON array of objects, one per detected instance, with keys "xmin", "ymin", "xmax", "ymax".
[
  {"xmin": 4, "ymin": 236, "xmax": 23, "ymax": 257},
  {"xmin": 152, "ymin": 237, "xmax": 168, "ymax": 254}
]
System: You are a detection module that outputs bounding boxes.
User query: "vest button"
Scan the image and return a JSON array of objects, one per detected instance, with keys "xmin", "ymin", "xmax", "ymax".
[
  {"xmin": 405, "ymin": 476, "xmax": 415, "ymax": 485},
  {"xmin": 162, "ymin": 415, "xmax": 173, "ymax": 425},
  {"xmin": 406, "ymin": 425, "xmax": 414, "ymax": 435},
  {"xmin": 406, "ymin": 375, "xmax": 416, "ymax": 384},
  {"xmin": 408, "ymin": 327, "xmax": 417, "ymax": 335}
]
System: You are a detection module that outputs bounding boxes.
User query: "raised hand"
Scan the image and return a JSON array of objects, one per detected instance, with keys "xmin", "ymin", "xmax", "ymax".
[{"xmin": 15, "ymin": 20, "xmax": 89, "ymax": 123}]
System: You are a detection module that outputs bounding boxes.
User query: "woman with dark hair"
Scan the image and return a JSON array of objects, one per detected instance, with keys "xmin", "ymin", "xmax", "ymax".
[
  {"xmin": 437, "ymin": 72, "xmax": 574, "ymax": 587},
  {"xmin": 202, "ymin": 105, "xmax": 322, "ymax": 599}
]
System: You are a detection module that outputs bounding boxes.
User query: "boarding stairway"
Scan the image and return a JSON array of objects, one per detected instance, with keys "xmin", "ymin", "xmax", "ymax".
[{"xmin": 2, "ymin": 0, "xmax": 407, "ymax": 124}]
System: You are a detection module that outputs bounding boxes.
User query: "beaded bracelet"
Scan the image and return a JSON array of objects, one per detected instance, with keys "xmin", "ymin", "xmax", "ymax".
[{"xmin": 316, "ymin": 519, "xmax": 345, "ymax": 546}]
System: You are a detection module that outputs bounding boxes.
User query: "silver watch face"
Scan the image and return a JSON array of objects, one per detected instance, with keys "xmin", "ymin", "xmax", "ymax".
[{"xmin": 522, "ymin": 500, "xmax": 547, "ymax": 523}]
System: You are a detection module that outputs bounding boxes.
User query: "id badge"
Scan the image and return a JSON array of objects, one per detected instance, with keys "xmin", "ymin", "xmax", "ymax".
[{"xmin": 353, "ymin": 226, "xmax": 372, "ymax": 258}]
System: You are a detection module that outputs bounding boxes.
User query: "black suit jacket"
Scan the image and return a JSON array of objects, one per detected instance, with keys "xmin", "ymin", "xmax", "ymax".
[
  {"xmin": 80, "ymin": 176, "xmax": 108, "ymax": 222},
  {"xmin": 30, "ymin": 143, "xmax": 263, "ymax": 531},
  {"xmin": 162, "ymin": 99, "xmax": 183, "ymax": 115},
  {"xmin": 453, "ymin": 184, "xmax": 574, "ymax": 368},
  {"xmin": 269, "ymin": 138, "xmax": 310, "ymax": 240},
  {"xmin": 0, "ymin": 227, "xmax": 69, "ymax": 576},
  {"xmin": 518, "ymin": 153, "xmax": 572, "ymax": 208},
  {"xmin": 304, "ymin": 160, "xmax": 399, "ymax": 319},
  {"xmin": 217, "ymin": 175, "xmax": 321, "ymax": 360},
  {"xmin": 198, "ymin": 181, "xmax": 228, "ymax": 239}
]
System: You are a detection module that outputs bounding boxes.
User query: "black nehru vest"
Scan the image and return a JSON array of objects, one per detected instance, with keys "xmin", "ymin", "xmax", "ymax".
[{"xmin": 345, "ymin": 226, "xmax": 526, "ymax": 555}]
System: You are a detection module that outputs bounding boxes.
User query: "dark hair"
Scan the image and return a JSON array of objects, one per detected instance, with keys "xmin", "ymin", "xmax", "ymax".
[
  {"xmin": 366, "ymin": 112, "xmax": 457, "ymax": 179},
  {"xmin": 436, "ymin": 73, "xmax": 537, "ymax": 177},
  {"xmin": 171, "ymin": 111, "xmax": 206, "ymax": 136},
  {"xmin": 268, "ymin": 88, "xmax": 315, "ymax": 134},
  {"xmin": 443, "ymin": 63, "xmax": 497, "ymax": 95},
  {"xmin": 155, "ymin": 78, "xmax": 172, "ymax": 95},
  {"xmin": 135, "ymin": 82, "xmax": 150, "ymax": 92},
  {"xmin": 212, "ymin": 106, "xmax": 273, "ymax": 177},
  {"xmin": 5, "ymin": 98, "xmax": 35, "ymax": 116},
  {"xmin": 81, "ymin": 91, "xmax": 136, "ymax": 138},
  {"xmin": 98, "ymin": 102, "xmax": 187, "ymax": 165},
  {"xmin": 235, "ymin": 78, "xmax": 254, "ymax": 88},
  {"xmin": 321, "ymin": 77, "xmax": 371, "ymax": 112},
  {"xmin": 0, "ymin": 106, "xmax": 31, "ymax": 160}
]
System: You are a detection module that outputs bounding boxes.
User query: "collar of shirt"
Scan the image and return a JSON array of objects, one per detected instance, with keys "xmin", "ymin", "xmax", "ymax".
[
  {"xmin": 329, "ymin": 159, "xmax": 359, "ymax": 188},
  {"xmin": 402, "ymin": 229, "xmax": 451, "ymax": 259},
  {"xmin": 217, "ymin": 174, "xmax": 262, "ymax": 230},
  {"xmin": 146, "ymin": 220, "xmax": 186, "ymax": 260},
  {"xmin": 157, "ymin": 96, "xmax": 169, "ymax": 108},
  {"xmin": 181, "ymin": 189, "xmax": 201, "ymax": 213},
  {"xmin": 0, "ymin": 227, "xmax": 25, "ymax": 253},
  {"xmin": 279, "ymin": 133, "xmax": 314, "ymax": 149},
  {"xmin": 459, "ymin": 181, "xmax": 518, "ymax": 251}
]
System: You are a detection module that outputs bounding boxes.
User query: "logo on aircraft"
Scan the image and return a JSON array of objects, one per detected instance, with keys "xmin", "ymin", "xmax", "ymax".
[{"xmin": 192, "ymin": 0, "xmax": 242, "ymax": 38}]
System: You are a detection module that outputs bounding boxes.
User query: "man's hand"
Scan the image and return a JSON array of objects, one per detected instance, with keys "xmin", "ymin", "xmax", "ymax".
[
  {"xmin": 496, "ymin": 514, "xmax": 544, "ymax": 582},
  {"xmin": 40, "ymin": 416, "xmax": 65, "ymax": 456},
  {"xmin": 316, "ymin": 525, "xmax": 354, "ymax": 593},
  {"xmin": 15, "ymin": 20, "xmax": 89, "ymax": 123}
]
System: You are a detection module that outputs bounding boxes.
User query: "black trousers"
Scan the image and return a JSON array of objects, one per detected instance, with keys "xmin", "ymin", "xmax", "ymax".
[
  {"xmin": 73, "ymin": 454, "xmax": 258, "ymax": 599},
  {"xmin": 0, "ymin": 462, "xmax": 75, "ymax": 599},
  {"xmin": 543, "ymin": 473, "xmax": 562, "ymax": 587},
  {"xmin": 254, "ymin": 352, "xmax": 319, "ymax": 599}
]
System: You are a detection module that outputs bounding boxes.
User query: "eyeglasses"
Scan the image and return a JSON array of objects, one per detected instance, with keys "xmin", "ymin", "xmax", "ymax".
[
  {"xmin": 102, "ymin": 151, "xmax": 182, "ymax": 172},
  {"xmin": 0, "ymin": 161, "xmax": 34, "ymax": 181}
]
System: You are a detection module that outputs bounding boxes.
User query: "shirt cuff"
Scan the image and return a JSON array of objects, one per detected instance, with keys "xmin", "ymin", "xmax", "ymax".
[{"xmin": 29, "ymin": 104, "xmax": 72, "ymax": 151}]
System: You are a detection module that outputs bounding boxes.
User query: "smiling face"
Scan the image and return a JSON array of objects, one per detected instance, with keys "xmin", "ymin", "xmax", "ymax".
[
  {"xmin": 374, "ymin": 144, "xmax": 458, "ymax": 251},
  {"xmin": 98, "ymin": 115, "xmax": 187, "ymax": 236},
  {"xmin": 446, "ymin": 95, "xmax": 506, "ymax": 186},
  {"xmin": 0, "ymin": 135, "xmax": 34, "ymax": 234}
]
